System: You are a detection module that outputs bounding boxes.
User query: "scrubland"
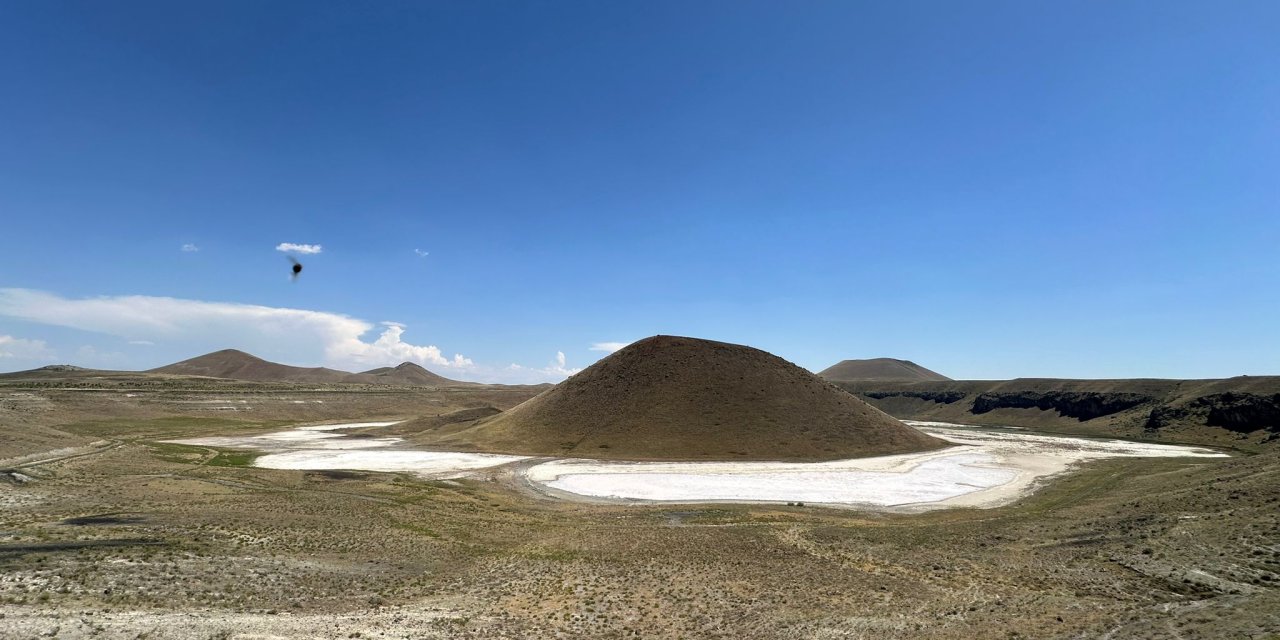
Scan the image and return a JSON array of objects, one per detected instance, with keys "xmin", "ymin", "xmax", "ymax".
[{"xmin": 0, "ymin": 380, "xmax": 1277, "ymax": 638}]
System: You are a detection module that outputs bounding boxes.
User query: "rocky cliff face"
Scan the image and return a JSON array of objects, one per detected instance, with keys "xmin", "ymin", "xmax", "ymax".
[
  {"xmin": 835, "ymin": 376, "xmax": 1280, "ymax": 449},
  {"xmin": 1146, "ymin": 393, "xmax": 1280, "ymax": 434},
  {"xmin": 861, "ymin": 390, "xmax": 967, "ymax": 404},
  {"xmin": 970, "ymin": 391, "xmax": 1153, "ymax": 421}
]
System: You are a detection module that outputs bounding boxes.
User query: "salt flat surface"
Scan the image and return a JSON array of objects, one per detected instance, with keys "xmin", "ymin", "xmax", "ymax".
[
  {"xmin": 535, "ymin": 452, "xmax": 1016, "ymax": 506},
  {"xmin": 254, "ymin": 450, "xmax": 528, "ymax": 477},
  {"xmin": 165, "ymin": 419, "xmax": 1229, "ymax": 510},
  {"xmin": 166, "ymin": 421, "xmax": 403, "ymax": 451},
  {"xmin": 168, "ymin": 432, "xmax": 400, "ymax": 451},
  {"xmin": 166, "ymin": 421, "xmax": 527, "ymax": 479},
  {"xmin": 528, "ymin": 422, "xmax": 1228, "ymax": 510},
  {"xmin": 904, "ymin": 421, "xmax": 1230, "ymax": 458},
  {"xmin": 296, "ymin": 421, "xmax": 400, "ymax": 432}
]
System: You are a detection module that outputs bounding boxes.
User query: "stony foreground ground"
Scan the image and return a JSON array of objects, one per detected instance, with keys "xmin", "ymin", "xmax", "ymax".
[{"xmin": 1, "ymin": 394, "xmax": 1278, "ymax": 638}]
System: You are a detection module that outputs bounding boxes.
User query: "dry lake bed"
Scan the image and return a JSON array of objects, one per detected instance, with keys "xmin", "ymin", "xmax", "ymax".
[{"xmin": 169, "ymin": 420, "xmax": 1228, "ymax": 511}]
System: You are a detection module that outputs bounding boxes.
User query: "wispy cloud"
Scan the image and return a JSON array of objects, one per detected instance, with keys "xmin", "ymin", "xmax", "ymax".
[
  {"xmin": 589, "ymin": 341, "xmax": 630, "ymax": 353},
  {"xmin": 0, "ymin": 288, "xmax": 470, "ymax": 372},
  {"xmin": 276, "ymin": 242, "xmax": 323, "ymax": 255},
  {"xmin": 128, "ymin": 340, "xmax": 155, "ymax": 346},
  {"xmin": 414, "ymin": 248, "xmax": 429, "ymax": 257},
  {"xmin": 505, "ymin": 351, "xmax": 582, "ymax": 383},
  {"xmin": 0, "ymin": 334, "xmax": 54, "ymax": 361},
  {"xmin": 181, "ymin": 243, "xmax": 199, "ymax": 253}
]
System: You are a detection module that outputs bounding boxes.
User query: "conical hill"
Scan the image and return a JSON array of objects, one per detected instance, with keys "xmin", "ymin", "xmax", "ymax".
[{"xmin": 420, "ymin": 335, "xmax": 947, "ymax": 461}]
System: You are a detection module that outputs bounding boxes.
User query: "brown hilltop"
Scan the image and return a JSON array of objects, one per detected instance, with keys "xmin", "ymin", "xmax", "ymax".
[
  {"xmin": 819, "ymin": 358, "xmax": 951, "ymax": 382},
  {"xmin": 149, "ymin": 349, "xmax": 471, "ymax": 386},
  {"xmin": 358, "ymin": 362, "xmax": 467, "ymax": 386},
  {"xmin": 415, "ymin": 335, "xmax": 947, "ymax": 461},
  {"xmin": 149, "ymin": 349, "xmax": 349, "ymax": 383}
]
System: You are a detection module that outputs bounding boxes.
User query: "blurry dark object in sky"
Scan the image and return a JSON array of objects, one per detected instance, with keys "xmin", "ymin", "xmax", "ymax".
[{"xmin": 289, "ymin": 257, "xmax": 302, "ymax": 282}]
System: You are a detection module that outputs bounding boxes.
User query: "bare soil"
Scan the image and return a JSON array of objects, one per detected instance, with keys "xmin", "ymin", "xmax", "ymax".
[{"xmin": 0, "ymin": 371, "xmax": 1276, "ymax": 638}]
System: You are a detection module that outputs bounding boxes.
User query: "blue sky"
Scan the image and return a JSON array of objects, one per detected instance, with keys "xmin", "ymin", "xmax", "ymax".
[{"xmin": 1, "ymin": 1, "xmax": 1277, "ymax": 382}]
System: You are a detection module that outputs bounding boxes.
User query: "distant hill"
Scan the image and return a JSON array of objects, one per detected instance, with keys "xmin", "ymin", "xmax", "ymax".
[
  {"xmin": 148, "ymin": 349, "xmax": 472, "ymax": 386},
  {"xmin": 360, "ymin": 362, "xmax": 465, "ymax": 386},
  {"xmin": 149, "ymin": 349, "xmax": 352, "ymax": 383},
  {"xmin": 408, "ymin": 335, "xmax": 947, "ymax": 461},
  {"xmin": 34, "ymin": 364, "xmax": 89, "ymax": 373},
  {"xmin": 818, "ymin": 358, "xmax": 951, "ymax": 382}
]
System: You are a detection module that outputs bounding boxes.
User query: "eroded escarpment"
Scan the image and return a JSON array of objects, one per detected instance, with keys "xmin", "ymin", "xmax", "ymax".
[
  {"xmin": 862, "ymin": 390, "xmax": 968, "ymax": 404},
  {"xmin": 970, "ymin": 391, "xmax": 1154, "ymax": 421},
  {"xmin": 1147, "ymin": 392, "xmax": 1280, "ymax": 435},
  {"xmin": 836, "ymin": 376, "xmax": 1280, "ymax": 448}
]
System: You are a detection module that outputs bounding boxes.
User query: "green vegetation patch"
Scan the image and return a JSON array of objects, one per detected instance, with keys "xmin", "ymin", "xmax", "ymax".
[
  {"xmin": 145, "ymin": 442, "xmax": 258, "ymax": 467},
  {"xmin": 206, "ymin": 450, "xmax": 258, "ymax": 467},
  {"xmin": 146, "ymin": 442, "xmax": 207, "ymax": 464}
]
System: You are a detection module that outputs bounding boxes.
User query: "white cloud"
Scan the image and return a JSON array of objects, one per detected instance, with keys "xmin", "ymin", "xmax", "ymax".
[
  {"xmin": 0, "ymin": 288, "xmax": 470, "ymax": 372},
  {"xmin": 276, "ymin": 243, "xmax": 323, "ymax": 255},
  {"xmin": 414, "ymin": 248, "xmax": 429, "ymax": 257},
  {"xmin": 181, "ymin": 243, "xmax": 199, "ymax": 253},
  {"xmin": 548, "ymin": 351, "xmax": 583, "ymax": 377},
  {"xmin": 345, "ymin": 322, "xmax": 474, "ymax": 369},
  {"xmin": 128, "ymin": 340, "xmax": 155, "ymax": 346},
  {"xmin": 589, "ymin": 341, "xmax": 630, "ymax": 353},
  {"xmin": 0, "ymin": 334, "xmax": 54, "ymax": 361},
  {"xmin": 499, "ymin": 351, "xmax": 582, "ymax": 384},
  {"xmin": 0, "ymin": 288, "xmax": 602, "ymax": 384}
]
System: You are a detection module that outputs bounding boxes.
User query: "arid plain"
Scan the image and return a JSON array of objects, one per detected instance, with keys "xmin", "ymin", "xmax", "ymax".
[{"xmin": 1, "ymin": 344, "xmax": 1277, "ymax": 639}]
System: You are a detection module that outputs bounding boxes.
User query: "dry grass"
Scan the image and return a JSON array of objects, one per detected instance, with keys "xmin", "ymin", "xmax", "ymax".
[{"xmin": 0, "ymin": 377, "xmax": 1276, "ymax": 638}]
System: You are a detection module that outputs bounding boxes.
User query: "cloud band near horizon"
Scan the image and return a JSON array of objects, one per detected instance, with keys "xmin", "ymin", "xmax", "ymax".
[{"xmin": 0, "ymin": 287, "xmax": 474, "ymax": 372}]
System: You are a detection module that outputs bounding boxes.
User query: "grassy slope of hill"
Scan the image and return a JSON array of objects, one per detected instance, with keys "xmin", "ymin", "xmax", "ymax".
[{"xmin": 407, "ymin": 335, "xmax": 946, "ymax": 461}]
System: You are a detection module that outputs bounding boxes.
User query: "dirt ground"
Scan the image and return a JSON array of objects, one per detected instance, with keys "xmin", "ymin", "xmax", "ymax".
[{"xmin": 1, "ymin": 381, "xmax": 1278, "ymax": 639}]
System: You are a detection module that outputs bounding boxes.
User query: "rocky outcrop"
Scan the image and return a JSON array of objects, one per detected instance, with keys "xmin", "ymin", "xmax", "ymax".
[
  {"xmin": 1147, "ymin": 393, "xmax": 1280, "ymax": 434},
  {"xmin": 838, "ymin": 376, "xmax": 1280, "ymax": 447},
  {"xmin": 861, "ymin": 390, "xmax": 967, "ymax": 404},
  {"xmin": 1200, "ymin": 393, "xmax": 1280, "ymax": 432},
  {"xmin": 1144, "ymin": 405, "xmax": 1190, "ymax": 431},
  {"xmin": 970, "ymin": 391, "xmax": 1154, "ymax": 421}
]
